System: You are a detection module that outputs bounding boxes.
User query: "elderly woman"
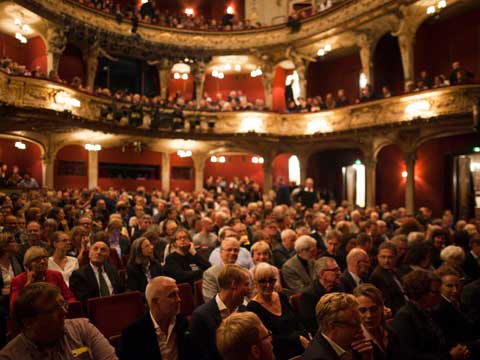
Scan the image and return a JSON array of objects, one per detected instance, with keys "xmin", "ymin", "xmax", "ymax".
[
  {"xmin": 126, "ymin": 237, "xmax": 162, "ymax": 292},
  {"xmin": 440, "ymin": 245, "xmax": 466, "ymax": 278},
  {"xmin": 164, "ymin": 228, "xmax": 210, "ymax": 285},
  {"xmin": 10, "ymin": 246, "xmax": 76, "ymax": 310},
  {"xmin": 246, "ymin": 263, "xmax": 310, "ymax": 360},
  {"xmin": 0, "ymin": 233, "xmax": 22, "ymax": 347},
  {"xmin": 393, "ymin": 270, "xmax": 469, "ymax": 360},
  {"xmin": 250, "ymin": 241, "xmax": 282, "ymax": 294},
  {"xmin": 68, "ymin": 225, "xmax": 89, "ymax": 260},
  {"xmin": 48, "ymin": 231, "xmax": 79, "ymax": 285},
  {"xmin": 432, "ymin": 265, "xmax": 478, "ymax": 352},
  {"xmin": 353, "ymin": 283, "xmax": 403, "ymax": 360}
]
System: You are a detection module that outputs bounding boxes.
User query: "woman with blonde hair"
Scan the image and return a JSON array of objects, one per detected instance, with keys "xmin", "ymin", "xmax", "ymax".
[{"xmin": 48, "ymin": 231, "xmax": 79, "ymax": 285}]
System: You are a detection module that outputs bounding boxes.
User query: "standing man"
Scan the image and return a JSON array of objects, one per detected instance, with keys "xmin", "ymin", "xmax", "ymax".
[
  {"xmin": 119, "ymin": 276, "xmax": 194, "ymax": 360},
  {"xmin": 298, "ymin": 178, "xmax": 319, "ymax": 209}
]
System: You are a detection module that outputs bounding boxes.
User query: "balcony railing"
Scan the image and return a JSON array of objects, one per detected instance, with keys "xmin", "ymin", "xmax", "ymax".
[{"xmin": 1, "ymin": 70, "xmax": 478, "ymax": 138}]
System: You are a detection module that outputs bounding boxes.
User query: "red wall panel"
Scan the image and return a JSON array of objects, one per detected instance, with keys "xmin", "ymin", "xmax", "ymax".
[
  {"xmin": 55, "ymin": 145, "xmax": 88, "ymax": 189},
  {"xmin": 272, "ymin": 153, "xmax": 290, "ymax": 182},
  {"xmin": 204, "ymin": 154, "xmax": 265, "ymax": 186},
  {"xmin": 373, "ymin": 34, "xmax": 404, "ymax": 95},
  {"xmin": 98, "ymin": 147, "xmax": 163, "ymax": 191},
  {"xmin": 58, "ymin": 44, "xmax": 85, "ymax": 84},
  {"xmin": 170, "ymin": 153, "xmax": 194, "ymax": 191},
  {"xmin": 375, "ymin": 145, "xmax": 405, "ymax": 209},
  {"xmin": 415, "ymin": 8, "xmax": 480, "ymax": 83},
  {"xmin": 0, "ymin": 138, "xmax": 43, "ymax": 186},
  {"xmin": 203, "ymin": 73, "xmax": 265, "ymax": 103},
  {"xmin": 0, "ymin": 34, "xmax": 47, "ymax": 74},
  {"xmin": 272, "ymin": 67, "xmax": 292, "ymax": 112},
  {"xmin": 168, "ymin": 77, "xmax": 194, "ymax": 100}
]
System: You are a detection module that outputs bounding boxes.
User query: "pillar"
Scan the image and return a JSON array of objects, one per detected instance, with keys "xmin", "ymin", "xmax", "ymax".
[
  {"xmin": 295, "ymin": 60, "xmax": 308, "ymax": 100},
  {"xmin": 192, "ymin": 153, "xmax": 207, "ymax": 192},
  {"xmin": 88, "ymin": 151, "xmax": 98, "ymax": 189},
  {"xmin": 404, "ymin": 151, "xmax": 416, "ymax": 214},
  {"xmin": 83, "ymin": 44, "xmax": 99, "ymax": 91},
  {"xmin": 46, "ymin": 26, "xmax": 67, "ymax": 73},
  {"xmin": 157, "ymin": 59, "xmax": 171, "ymax": 101},
  {"xmin": 43, "ymin": 155, "xmax": 54, "ymax": 189},
  {"xmin": 297, "ymin": 152, "xmax": 310, "ymax": 185},
  {"xmin": 191, "ymin": 61, "xmax": 206, "ymax": 106},
  {"xmin": 365, "ymin": 157, "xmax": 377, "ymax": 208},
  {"xmin": 397, "ymin": 29, "xmax": 416, "ymax": 90},
  {"xmin": 356, "ymin": 32, "xmax": 375, "ymax": 87},
  {"xmin": 162, "ymin": 152, "xmax": 171, "ymax": 192},
  {"xmin": 263, "ymin": 155, "xmax": 273, "ymax": 193},
  {"xmin": 262, "ymin": 64, "xmax": 275, "ymax": 109}
]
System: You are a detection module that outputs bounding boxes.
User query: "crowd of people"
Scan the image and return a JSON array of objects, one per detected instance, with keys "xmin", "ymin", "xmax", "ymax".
[
  {"xmin": 0, "ymin": 175, "xmax": 478, "ymax": 359},
  {"xmin": 0, "ymin": 164, "xmax": 39, "ymax": 190}
]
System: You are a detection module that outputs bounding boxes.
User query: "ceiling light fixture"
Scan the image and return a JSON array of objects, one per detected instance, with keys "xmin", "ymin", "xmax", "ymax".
[{"xmin": 14, "ymin": 141, "xmax": 26, "ymax": 150}]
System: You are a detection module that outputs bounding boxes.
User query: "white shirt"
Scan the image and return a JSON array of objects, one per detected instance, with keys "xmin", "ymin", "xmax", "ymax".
[
  {"xmin": 48, "ymin": 256, "xmax": 79, "ymax": 286},
  {"xmin": 150, "ymin": 311, "xmax": 178, "ymax": 360},
  {"xmin": 89, "ymin": 263, "xmax": 114, "ymax": 295},
  {"xmin": 0, "ymin": 263, "xmax": 14, "ymax": 288},
  {"xmin": 349, "ymin": 271, "xmax": 362, "ymax": 286}
]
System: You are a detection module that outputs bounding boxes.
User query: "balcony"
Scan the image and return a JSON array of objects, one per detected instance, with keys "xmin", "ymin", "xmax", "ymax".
[{"xmin": 0, "ymin": 70, "xmax": 478, "ymax": 140}]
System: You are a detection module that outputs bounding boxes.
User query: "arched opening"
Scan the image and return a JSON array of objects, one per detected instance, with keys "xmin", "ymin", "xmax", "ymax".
[
  {"xmin": 375, "ymin": 144, "xmax": 405, "ymax": 209},
  {"xmin": 58, "ymin": 43, "xmax": 85, "ymax": 85},
  {"xmin": 55, "ymin": 144, "xmax": 89, "ymax": 189},
  {"xmin": 0, "ymin": 33, "xmax": 47, "ymax": 74},
  {"xmin": 170, "ymin": 152, "xmax": 195, "ymax": 192},
  {"xmin": 169, "ymin": 63, "xmax": 194, "ymax": 101},
  {"xmin": 373, "ymin": 34, "xmax": 404, "ymax": 96},
  {"xmin": 307, "ymin": 148, "xmax": 363, "ymax": 204}
]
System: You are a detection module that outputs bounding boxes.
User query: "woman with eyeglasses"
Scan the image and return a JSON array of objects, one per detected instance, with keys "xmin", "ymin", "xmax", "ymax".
[
  {"xmin": 246, "ymin": 263, "xmax": 310, "ymax": 360},
  {"xmin": 126, "ymin": 237, "xmax": 163, "ymax": 292},
  {"xmin": 353, "ymin": 283, "xmax": 403, "ymax": 360},
  {"xmin": 0, "ymin": 233, "xmax": 22, "ymax": 347},
  {"xmin": 48, "ymin": 231, "xmax": 79, "ymax": 286},
  {"xmin": 164, "ymin": 228, "xmax": 210, "ymax": 285}
]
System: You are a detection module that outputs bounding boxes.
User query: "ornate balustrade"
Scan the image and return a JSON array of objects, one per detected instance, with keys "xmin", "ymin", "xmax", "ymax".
[{"xmin": 1, "ymin": 70, "xmax": 478, "ymax": 138}]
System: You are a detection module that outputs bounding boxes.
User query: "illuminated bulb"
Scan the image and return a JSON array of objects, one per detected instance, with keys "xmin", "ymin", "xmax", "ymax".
[
  {"xmin": 181, "ymin": 73, "xmax": 188, "ymax": 80},
  {"xmin": 218, "ymin": 72, "xmax": 224, "ymax": 79},
  {"xmin": 219, "ymin": 156, "xmax": 226, "ymax": 163},
  {"xmin": 14, "ymin": 141, "xmax": 26, "ymax": 150},
  {"xmin": 256, "ymin": 68, "xmax": 262, "ymax": 76},
  {"xmin": 226, "ymin": 6, "xmax": 234, "ymax": 14},
  {"xmin": 251, "ymin": 156, "xmax": 259, "ymax": 164},
  {"xmin": 234, "ymin": 64, "xmax": 241, "ymax": 72},
  {"xmin": 224, "ymin": 64, "xmax": 231, "ymax": 71},
  {"xmin": 258, "ymin": 157, "xmax": 264, "ymax": 164},
  {"xmin": 210, "ymin": 156, "xmax": 218, "ymax": 163},
  {"xmin": 438, "ymin": 0, "xmax": 446, "ymax": 9},
  {"xmin": 212, "ymin": 70, "xmax": 218, "ymax": 77},
  {"xmin": 317, "ymin": 48, "xmax": 325, "ymax": 56},
  {"xmin": 185, "ymin": 8, "xmax": 194, "ymax": 16},
  {"xmin": 401, "ymin": 171, "xmax": 408, "ymax": 178},
  {"xmin": 173, "ymin": 72, "xmax": 180, "ymax": 79},
  {"xmin": 22, "ymin": 24, "xmax": 31, "ymax": 32},
  {"xmin": 14, "ymin": 18, "xmax": 21, "ymax": 26},
  {"xmin": 324, "ymin": 44, "xmax": 332, "ymax": 52},
  {"xmin": 427, "ymin": 5, "xmax": 436, "ymax": 14},
  {"xmin": 359, "ymin": 73, "xmax": 368, "ymax": 89}
]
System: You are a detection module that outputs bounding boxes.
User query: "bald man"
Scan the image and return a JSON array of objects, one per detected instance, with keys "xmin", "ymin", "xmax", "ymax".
[
  {"xmin": 119, "ymin": 276, "xmax": 194, "ymax": 360},
  {"xmin": 340, "ymin": 248, "xmax": 371, "ymax": 293}
]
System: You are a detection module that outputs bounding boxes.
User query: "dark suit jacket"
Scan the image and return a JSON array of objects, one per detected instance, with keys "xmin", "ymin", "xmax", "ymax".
[
  {"xmin": 119, "ymin": 312, "xmax": 193, "ymax": 360},
  {"xmin": 311, "ymin": 232, "xmax": 327, "ymax": 253},
  {"xmin": 393, "ymin": 302, "xmax": 450, "ymax": 360},
  {"xmin": 301, "ymin": 333, "xmax": 345, "ymax": 360},
  {"xmin": 339, "ymin": 270, "xmax": 359, "ymax": 294},
  {"xmin": 369, "ymin": 266, "xmax": 406, "ymax": 314},
  {"xmin": 0, "ymin": 256, "xmax": 22, "ymax": 316},
  {"xmin": 190, "ymin": 298, "xmax": 222, "ymax": 360},
  {"xmin": 272, "ymin": 243, "xmax": 295, "ymax": 268},
  {"xmin": 69, "ymin": 263, "xmax": 125, "ymax": 304},
  {"xmin": 126, "ymin": 260, "xmax": 163, "ymax": 292},
  {"xmin": 299, "ymin": 279, "xmax": 326, "ymax": 335},
  {"xmin": 462, "ymin": 252, "xmax": 480, "ymax": 282},
  {"xmin": 461, "ymin": 278, "xmax": 480, "ymax": 326}
]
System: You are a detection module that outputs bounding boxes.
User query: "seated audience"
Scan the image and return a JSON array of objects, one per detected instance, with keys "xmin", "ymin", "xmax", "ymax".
[
  {"xmin": 209, "ymin": 230, "xmax": 253, "ymax": 269},
  {"xmin": 440, "ymin": 245, "xmax": 466, "ymax": 277},
  {"xmin": 273, "ymin": 229, "xmax": 296, "ymax": 268},
  {"xmin": 47, "ymin": 231, "xmax": 79, "ymax": 286},
  {"xmin": 216, "ymin": 312, "xmax": 275, "ymax": 360},
  {"xmin": 69, "ymin": 239, "xmax": 125, "ymax": 304},
  {"xmin": 301, "ymin": 292, "xmax": 373, "ymax": 359},
  {"xmin": 463, "ymin": 234, "xmax": 480, "ymax": 282},
  {"xmin": 340, "ymin": 248, "xmax": 370, "ymax": 293},
  {"xmin": 119, "ymin": 276, "xmax": 194, "ymax": 360},
  {"xmin": 393, "ymin": 270, "xmax": 470, "ymax": 360},
  {"xmin": 16, "ymin": 221, "xmax": 51, "ymax": 265},
  {"xmin": 10, "ymin": 246, "xmax": 76, "ymax": 310},
  {"xmin": 191, "ymin": 264, "xmax": 251, "ymax": 360},
  {"xmin": 126, "ymin": 237, "xmax": 162, "ymax": 292},
  {"xmin": 0, "ymin": 282, "xmax": 117, "ymax": 359},
  {"xmin": 247, "ymin": 263, "xmax": 309, "ymax": 360},
  {"xmin": 164, "ymin": 228, "xmax": 210, "ymax": 285},
  {"xmin": 281, "ymin": 235, "xmax": 317, "ymax": 292}
]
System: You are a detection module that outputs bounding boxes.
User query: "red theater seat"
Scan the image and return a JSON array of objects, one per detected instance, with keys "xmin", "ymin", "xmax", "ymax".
[
  {"xmin": 194, "ymin": 279, "xmax": 204, "ymax": 307},
  {"xmin": 66, "ymin": 301, "xmax": 84, "ymax": 319},
  {"xmin": 178, "ymin": 282, "xmax": 194, "ymax": 316}
]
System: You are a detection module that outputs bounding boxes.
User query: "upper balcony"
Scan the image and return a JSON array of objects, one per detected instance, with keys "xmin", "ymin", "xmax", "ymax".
[{"xmin": 1, "ymin": 70, "xmax": 477, "ymax": 142}]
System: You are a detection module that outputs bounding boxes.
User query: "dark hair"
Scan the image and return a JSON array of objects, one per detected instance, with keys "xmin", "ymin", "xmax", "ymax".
[
  {"xmin": 435, "ymin": 264, "xmax": 460, "ymax": 279},
  {"xmin": 13, "ymin": 282, "xmax": 60, "ymax": 328},
  {"xmin": 378, "ymin": 241, "xmax": 398, "ymax": 256},
  {"xmin": 403, "ymin": 242, "xmax": 432, "ymax": 266},
  {"xmin": 403, "ymin": 270, "xmax": 440, "ymax": 301},
  {"xmin": 357, "ymin": 233, "xmax": 372, "ymax": 247}
]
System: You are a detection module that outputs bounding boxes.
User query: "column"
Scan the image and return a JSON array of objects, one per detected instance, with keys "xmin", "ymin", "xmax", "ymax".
[
  {"xmin": 156, "ymin": 59, "xmax": 171, "ymax": 101},
  {"xmin": 356, "ymin": 32, "xmax": 375, "ymax": 87},
  {"xmin": 192, "ymin": 153, "xmax": 207, "ymax": 192},
  {"xmin": 88, "ymin": 151, "xmax": 99, "ymax": 189},
  {"xmin": 43, "ymin": 155, "xmax": 54, "ymax": 189},
  {"xmin": 297, "ymin": 152, "xmax": 310, "ymax": 185},
  {"xmin": 404, "ymin": 151, "xmax": 416, "ymax": 214},
  {"xmin": 191, "ymin": 61, "xmax": 206, "ymax": 106},
  {"xmin": 261, "ymin": 63, "xmax": 275, "ymax": 109},
  {"xmin": 397, "ymin": 29, "xmax": 416, "ymax": 90},
  {"xmin": 262, "ymin": 155, "xmax": 273, "ymax": 193},
  {"xmin": 83, "ymin": 44, "xmax": 99, "ymax": 91},
  {"xmin": 161, "ymin": 152, "xmax": 171, "ymax": 193},
  {"xmin": 295, "ymin": 59, "xmax": 308, "ymax": 99},
  {"xmin": 365, "ymin": 157, "xmax": 377, "ymax": 208},
  {"xmin": 46, "ymin": 26, "xmax": 67, "ymax": 73}
]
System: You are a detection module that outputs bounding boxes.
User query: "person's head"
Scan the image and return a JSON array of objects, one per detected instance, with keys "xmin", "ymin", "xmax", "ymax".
[
  {"xmin": 403, "ymin": 270, "xmax": 441, "ymax": 309},
  {"xmin": 305, "ymin": 177, "xmax": 314, "ymax": 189},
  {"xmin": 164, "ymin": 220, "xmax": 178, "ymax": 236},
  {"xmin": 216, "ymin": 312, "xmax": 275, "ymax": 360},
  {"xmin": 436, "ymin": 265, "xmax": 461, "ymax": 302},
  {"xmin": 250, "ymin": 241, "xmax": 272, "ymax": 265},
  {"xmin": 390, "ymin": 234, "xmax": 408, "ymax": 259},
  {"xmin": 218, "ymin": 226, "xmax": 239, "ymax": 242},
  {"xmin": 201, "ymin": 217, "xmax": 214, "ymax": 232},
  {"xmin": 280, "ymin": 229, "xmax": 296, "ymax": 250},
  {"xmin": 356, "ymin": 232, "xmax": 373, "ymax": 254},
  {"xmin": 470, "ymin": 234, "xmax": 480, "ymax": 257},
  {"xmin": 346, "ymin": 248, "xmax": 370, "ymax": 277},
  {"xmin": 23, "ymin": 246, "xmax": 48, "ymax": 273},
  {"xmin": 312, "ymin": 215, "xmax": 329, "ymax": 233},
  {"xmin": 325, "ymin": 230, "xmax": 341, "ymax": 255},
  {"xmin": 13, "ymin": 282, "xmax": 68, "ymax": 345},
  {"xmin": 353, "ymin": 284, "xmax": 385, "ymax": 332},
  {"xmin": 440, "ymin": 245, "xmax": 465, "ymax": 269},
  {"xmin": 218, "ymin": 264, "xmax": 251, "ymax": 307},
  {"xmin": 78, "ymin": 216, "xmax": 92, "ymax": 232},
  {"xmin": 52, "ymin": 231, "xmax": 71, "ymax": 253},
  {"xmin": 26, "ymin": 221, "xmax": 41, "ymax": 244},
  {"xmin": 0, "ymin": 232, "xmax": 18, "ymax": 257},
  {"xmin": 145, "ymin": 276, "xmax": 180, "ymax": 322},
  {"xmin": 429, "ymin": 228, "xmax": 447, "ymax": 250},
  {"xmin": 253, "ymin": 262, "xmax": 279, "ymax": 298},
  {"xmin": 43, "ymin": 218, "xmax": 58, "ymax": 234},
  {"xmin": 172, "ymin": 228, "xmax": 192, "ymax": 256},
  {"xmin": 315, "ymin": 257, "xmax": 341, "ymax": 291},
  {"xmin": 129, "ymin": 237, "xmax": 154, "ymax": 265},
  {"xmin": 377, "ymin": 241, "xmax": 397, "ymax": 270},
  {"xmin": 140, "ymin": 215, "xmax": 153, "ymax": 230},
  {"xmin": 294, "ymin": 235, "xmax": 317, "ymax": 260},
  {"xmin": 404, "ymin": 242, "xmax": 432, "ymax": 268},
  {"xmin": 4, "ymin": 215, "xmax": 18, "ymax": 232},
  {"xmin": 316, "ymin": 292, "xmax": 361, "ymax": 349},
  {"xmin": 88, "ymin": 240, "xmax": 110, "ymax": 267},
  {"xmin": 220, "ymin": 238, "xmax": 240, "ymax": 264}
]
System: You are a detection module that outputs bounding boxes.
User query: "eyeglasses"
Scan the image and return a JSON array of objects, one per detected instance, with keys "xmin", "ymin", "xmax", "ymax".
[
  {"xmin": 324, "ymin": 267, "xmax": 341, "ymax": 273},
  {"xmin": 30, "ymin": 256, "xmax": 48, "ymax": 263},
  {"xmin": 254, "ymin": 330, "xmax": 272, "ymax": 344},
  {"xmin": 257, "ymin": 278, "xmax": 276, "ymax": 284},
  {"xmin": 334, "ymin": 320, "xmax": 362, "ymax": 328}
]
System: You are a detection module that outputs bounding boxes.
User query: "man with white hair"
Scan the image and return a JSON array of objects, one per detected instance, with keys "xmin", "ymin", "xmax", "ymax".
[
  {"xmin": 273, "ymin": 229, "xmax": 296, "ymax": 268},
  {"xmin": 340, "ymin": 248, "xmax": 370, "ymax": 293},
  {"xmin": 281, "ymin": 235, "xmax": 317, "ymax": 292},
  {"xmin": 119, "ymin": 276, "xmax": 193, "ymax": 360}
]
